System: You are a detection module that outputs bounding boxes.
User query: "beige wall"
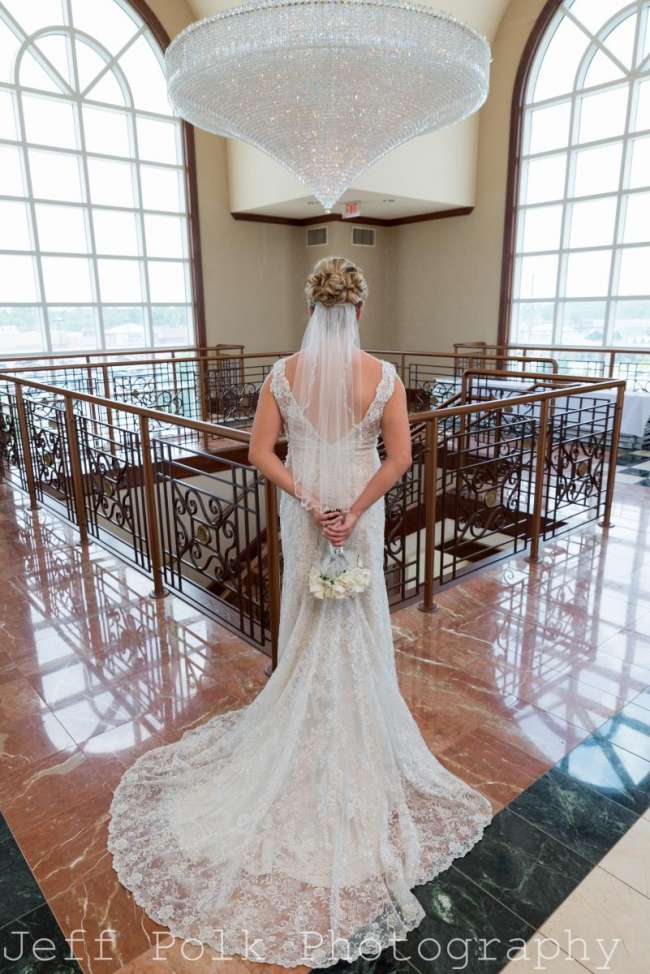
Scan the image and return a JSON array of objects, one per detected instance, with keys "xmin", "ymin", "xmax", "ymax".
[
  {"xmin": 195, "ymin": 130, "xmax": 306, "ymax": 351},
  {"xmin": 387, "ymin": 0, "xmax": 547, "ymax": 351},
  {"xmin": 298, "ymin": 222, "xmax": 394, "ymax": 349}
]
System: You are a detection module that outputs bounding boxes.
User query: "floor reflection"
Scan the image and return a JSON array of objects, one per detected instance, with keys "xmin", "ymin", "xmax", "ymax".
[{"xmin": 1, "ymin": 476, "xmax": 650, "ymax": 974}]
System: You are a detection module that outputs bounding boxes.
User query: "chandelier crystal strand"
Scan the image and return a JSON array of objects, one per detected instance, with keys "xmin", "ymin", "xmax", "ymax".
[{"xmin": 165, "ymin": 0, "xmax": 491, "ymax": 211}]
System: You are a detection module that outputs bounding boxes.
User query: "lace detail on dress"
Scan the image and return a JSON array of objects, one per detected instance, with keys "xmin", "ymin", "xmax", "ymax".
[
  {"xmin": 270, "ymin": 355, "xmax": 396, "ymax": 435},
  {"xmin": 107, "ymin": 348, "xmax": 493, "ymax": 969},
  {"xmin": 361, "ymin": 360, "xmax": 397, "ymax": 430},
  {"xmin": 269, "ymin": 357, "xmax": 293, "ymax": 415}
]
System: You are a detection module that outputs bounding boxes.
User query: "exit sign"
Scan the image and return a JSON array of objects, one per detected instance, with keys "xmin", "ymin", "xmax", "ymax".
[{"xmin": 343, "ymin": 201, "xmax": 361, "ymax": 219}]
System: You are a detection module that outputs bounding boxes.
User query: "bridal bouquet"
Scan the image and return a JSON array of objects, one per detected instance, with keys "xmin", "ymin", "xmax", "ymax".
[{"xmin": 309, "ymin": 540, "xmax": 370, "ymax": 601}]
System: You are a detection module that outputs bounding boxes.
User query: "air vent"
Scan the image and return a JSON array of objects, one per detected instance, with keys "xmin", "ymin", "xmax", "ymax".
[
  {"xmin": 306, "ymin": 226, "xmax": 327, "ymax": 246},
  {"xmin": 352, "ymin": 226, "xmax": 376, "ymax": 247}
]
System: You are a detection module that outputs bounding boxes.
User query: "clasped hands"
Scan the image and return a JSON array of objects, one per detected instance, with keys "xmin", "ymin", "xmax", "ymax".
[
  {"xmin": 313, "ymin": 508, "xmax": 358, "ymax": 547},
  {"xmin": 297, "ymin": 491, "xmax": 357, "ymax": 546}
]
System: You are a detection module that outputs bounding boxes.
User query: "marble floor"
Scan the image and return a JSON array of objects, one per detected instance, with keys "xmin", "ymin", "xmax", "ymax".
[
  {"xmin": 615, "ymin": 448, "xmax": 650, "ymax": 488},
  {"xmin": 1, "ymin": 476, "xmax": 650, "ymax": 974}
]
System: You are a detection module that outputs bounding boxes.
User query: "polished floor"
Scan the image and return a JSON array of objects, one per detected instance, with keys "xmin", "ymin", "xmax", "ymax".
[
  {"xmin": 615, "ymin": 448, "xmax": 650, "ymax": 487},
  {"xmin": 1, "ymin": 473, "xmax": 650, "ymax": 974}
]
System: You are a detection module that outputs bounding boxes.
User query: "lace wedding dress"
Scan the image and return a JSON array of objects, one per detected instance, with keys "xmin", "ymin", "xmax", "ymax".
[{"xmin": 108, "ymin": 355, "xmax": 493, "ymax": 969}]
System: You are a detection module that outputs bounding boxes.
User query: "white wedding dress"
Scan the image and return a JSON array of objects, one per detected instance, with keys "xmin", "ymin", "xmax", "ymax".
[{"xmin": 108, "ymin": 355, "xmax": 493, "ymax": 968}]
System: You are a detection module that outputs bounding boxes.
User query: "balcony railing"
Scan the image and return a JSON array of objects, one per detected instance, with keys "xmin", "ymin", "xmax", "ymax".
[
  {"xmin": 0, "ymin": 343, "xmax": 245, "ymax": 369},
  {"xmin": 0, "ymin": 349, "xmax": 559, "ymax": 430},
  {"xmin": 454, "ymin": 341, "xmax": 650, "ymax": 393},
  {"xmin": 0, "ymin": 359, "xmax": 625, "ymax": 670}
]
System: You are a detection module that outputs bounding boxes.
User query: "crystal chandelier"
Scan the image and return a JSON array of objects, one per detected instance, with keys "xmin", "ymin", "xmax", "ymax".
[{"xmin": 166, "ymin": 0, "xmax": 491, "ymax": 211}]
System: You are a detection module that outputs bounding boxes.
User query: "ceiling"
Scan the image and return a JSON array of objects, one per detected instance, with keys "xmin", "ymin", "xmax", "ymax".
[{"xmin": 248, "ymin": 190, "xmax": 461, "ymax": 222}]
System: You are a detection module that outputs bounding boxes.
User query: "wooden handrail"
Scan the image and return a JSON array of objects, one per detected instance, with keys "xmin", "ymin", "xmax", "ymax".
[
  {"xmin": 454, "ymin": 341, "xmax": 650, "ymax": 356},
  {"xmin": 1, "ymin": 367, "xmax": 624, "ymax": 434},
  {"xmin": 0, "ymin": 342, "xmax": 245, "ymax": 366},
  {"xmin": 0, "ymin": 370, "xmax": 253, "ymax": 443},
  {"xmin": 0, "ymin": 351, "xmax": 294, "ymax": 374},
  {"xmin": 0, "ymin": 350, "xmax": 559, "ymax": 376},
  {"xmin": 409, "ymin": 373, "xmax": 625, "ymax": 423}
]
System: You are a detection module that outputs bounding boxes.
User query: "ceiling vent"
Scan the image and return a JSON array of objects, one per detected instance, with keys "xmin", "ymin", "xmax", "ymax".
[
  {"xmin": 306, "ymin": 226, "xmax": 327, "ymax": 246},
  {"xmin": 352, "ymin": 226, "xmax": 376, "ymax": 247}
]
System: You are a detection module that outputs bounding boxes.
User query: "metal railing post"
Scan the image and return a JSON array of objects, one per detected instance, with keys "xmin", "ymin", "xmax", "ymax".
[
  {"xmin": 599, "ymin": 383, "xmax": 625, "ymax": 529},
  {"xmin": 101, "ymin": 364, "xmax": 111, "ymax": 402},
  {"xmin": 86, "ymin": 364, "xmax": 100, "ymax": 435},
  {"xmin": 264, "ymin": 477, "xmax": 282, "ymax": 670},
  {"xmin": 101, "ymin": 365, "xmax": 117, "ymax": 456},
  {"xmin": 198, "ymin": 356, "xmax": 208, "ymax": 422},
  {"xmin": 528, "ymin": 398, "xmax": 550, "ymax": 563},
  {"xmin": 418, "ymin": 415, "xmax": 439, "ymax": 613},
  {"xmin": 63, "ymin": 397, "xmax": 89, "ymax": 545},
  {"xmin": 14, "ymin": 385, "xmax": 39, "ymax": 511},
  {"xmin": 172, "ymin": 358, "xmax": 179, "ymax": 403},
  {"xmin": 139, "ymin": 415, "xmax": 167, "ymax": 599}
]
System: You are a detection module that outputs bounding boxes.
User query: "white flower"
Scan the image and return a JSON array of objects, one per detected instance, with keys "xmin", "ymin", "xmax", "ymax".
[{"xmin": 308, "ymin": 549, "xmax": 371, "ymax": 601}]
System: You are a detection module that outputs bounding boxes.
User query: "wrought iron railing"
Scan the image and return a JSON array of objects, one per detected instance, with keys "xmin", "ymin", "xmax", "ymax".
[
  {"xmin": 1, "ymin": 349, "xmax": 557, "ymax": 431},
  {"xmin": 0, "ymin": 362, "xmax": 625, "ymax": 668},
  {"xmin": 454, "ymin": 341, "xmax": 650, "ymax": 393},
  {"xmin": 0, "ymin": 343, "xmax": 245, "ymax": 369}
]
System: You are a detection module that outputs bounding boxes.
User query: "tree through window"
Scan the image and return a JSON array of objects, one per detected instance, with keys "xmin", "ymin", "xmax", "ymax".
[
  {"xmin": 0, "ymin": 0, "xmax": 195, "ymax": 353},
  {"xmin": 509, "ymin": 0, "xmax": 650, "ymax": 348}
]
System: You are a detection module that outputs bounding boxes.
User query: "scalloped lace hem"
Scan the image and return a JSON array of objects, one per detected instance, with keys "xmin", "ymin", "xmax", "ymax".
[{"xmin": 107, "ymin": 799, "xmax": 492, "ymax": 969}]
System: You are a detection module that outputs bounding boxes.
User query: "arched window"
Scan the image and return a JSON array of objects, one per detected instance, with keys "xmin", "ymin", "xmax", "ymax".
[
  {"xmin": 0, "ymin": 0, "xmax": 201, "ymax": 353},
  {"xmin": 503, "ymin": 0, "xmax": 650, "ymax": 348}
]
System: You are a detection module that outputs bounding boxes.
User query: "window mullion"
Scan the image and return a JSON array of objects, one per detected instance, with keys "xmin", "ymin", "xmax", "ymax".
[
  {"xmin": 78, "ymin": 26, "xmax": 144, "ymax": 100},
  {"xmin": 563, "ymin": 5, "xmax": 632, "ymax": 77},
  {"xmin": 638, "ymin": 2, "xmax": 650, "ymax": 71},
  {"xmin": 550, "ymin": 79, "xmax": 579, "ymax": 346},
  {"xmin": 604, "ymin": 8, "xmax": 643, "ymax": 347},
  {"xmin": 14, "ymin": 88, "xmax": 51, "ymax": 353},
  {"xmin": 0, "ymin": 135, "xmax": 183, "ymax": 171},
  {"xmin": 0, "ymin": 194, "xmax": 184, "ymax": 218},
  {"xmin": 4, "ymin": 9, "xmax": 75, "ymax": 98},
  {"xmin": 0, "ymin": 78, "xmax": 179, "ymax": 124},
  {"xmin": 64, "ymin": 6, "xmax": 106, "ymax": 353},
  {"xmin": 520, "ymin": 121, "xmax": 650, "ymax": 161},
  {"xmin": 132, "ymin": 111, "xmax": 154, "ymax": 348}
]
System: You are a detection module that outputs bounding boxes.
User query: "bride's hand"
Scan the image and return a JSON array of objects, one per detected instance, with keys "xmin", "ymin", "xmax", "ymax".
[
  {"xmin": 312, "ymin": 508, "xmax": 341, "ymax": 530},
  {"xmin": 304, "ymin": 495, "xmax": 341, "ymax": 530},
  {"xmin": 321, "ymin": 511, "xmax": 358, "ymax": 546}
]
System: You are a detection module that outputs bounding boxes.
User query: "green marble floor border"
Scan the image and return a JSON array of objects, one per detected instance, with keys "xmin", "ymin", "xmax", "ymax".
[
  {"xmin": 0, "ymin": 815, "xmax": 80, "ymax": 973},
  {"xmin": 317, "ymin": 686, "xmax": 650, "ymax": 974}
]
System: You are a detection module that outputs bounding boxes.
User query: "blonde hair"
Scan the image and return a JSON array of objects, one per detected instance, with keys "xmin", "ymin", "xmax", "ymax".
[{"xmin": 305, "ymin": 256, "xmax": 368, "ymax": 308}]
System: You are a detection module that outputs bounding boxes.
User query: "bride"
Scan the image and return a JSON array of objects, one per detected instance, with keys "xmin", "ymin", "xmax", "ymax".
[{"xmin": 108, "ymin": 257, "xmax": 493, "ymax": 968}]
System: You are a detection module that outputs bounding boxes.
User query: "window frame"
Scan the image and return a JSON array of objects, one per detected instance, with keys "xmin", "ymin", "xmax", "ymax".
[
  {"xmin": 499, "ymin": 0, "xmax": 650, "ymax": 349},
  {"xmin": 0, "ymin": 0, "xmax": 206, "ymax": 354}
]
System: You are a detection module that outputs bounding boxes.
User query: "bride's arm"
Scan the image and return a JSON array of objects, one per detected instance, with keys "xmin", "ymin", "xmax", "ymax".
[
  {"xmin": 248, "ymin": 378, "xmax": 299, "ymax": 499},
  {"xmin": 322, "ymin": 378, "xmax": 412, "ymax": 546}
]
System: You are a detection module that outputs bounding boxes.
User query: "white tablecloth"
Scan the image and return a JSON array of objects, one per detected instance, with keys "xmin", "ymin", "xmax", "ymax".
[{"xmin": 429, "ymin": 377, "xmax": 650, "ymax": 438}]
